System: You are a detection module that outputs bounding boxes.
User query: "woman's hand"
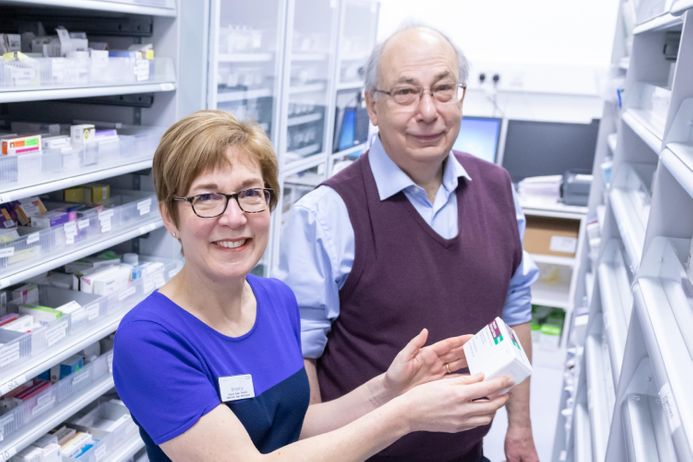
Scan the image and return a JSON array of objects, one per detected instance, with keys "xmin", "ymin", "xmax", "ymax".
[
  {"xmin": 402, "ymin": 374, "xmax": 512, "ymax": 433},
  {"xmin": 383, "ymin": 329, "xmax": 472, "ymax": 398}
]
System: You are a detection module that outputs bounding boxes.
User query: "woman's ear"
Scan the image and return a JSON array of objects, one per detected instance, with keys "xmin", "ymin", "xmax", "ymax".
[{"xmin": 160, "ymin": 201, "xmax": 179, "ymax": 239}]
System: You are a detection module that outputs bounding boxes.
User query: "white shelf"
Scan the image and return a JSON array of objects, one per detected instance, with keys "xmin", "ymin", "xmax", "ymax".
[
  {"xmin": 622, "ymin": 394, "xmax": 669, "ymax": 462},
  {"xmin": 634, "ymin": 281, "xmax": 693, "ymax": 458},
  {"xmin": 597, "ymin": 242, "xmax": 632, "ymax": 386},
  {"xmin": 584, "ymin": 333, "xmax": 613, "ymax": 462},
  {"xmin": 573, "ymin": 401, "xmax": 592, "ymax": 462},
  {"xmin": 337, "ymin": 81, "xmax": 363, "ymax": 91},
  {"xmin": 633, "ymin": 12, "xmax": 683, "ymax": 34},
  {"xmin": 291, "ymin": 52, "xmax": 328, "ymax": 61},
  {"xmin": 283, "ymin": 154, "xmax": 326, "ymax": 177},
  {"xmin": 289, "ymin": 83, "xmax": 326, "ymax": 94},
  {"xmin": 110, "ymin": 435, "xmax": 145, "ymax": 462},
  {"xmin": 0, "ymin": 81, "xmax": 176, "ymax": 104},
  {"xmin": 218, "ymin": 53, "xmax": 274, "ymax": 63},
  {"xmin": 622, "ymin": 109, "xmax": 663, "ymax": 154},
  {"xmin": 0, "ymin": 375, "xmax": 114, "ymax": 460},
  {"xmin": 531, "ymin": 254, "xmax": 577, "ymax": 267},
  {"xmin": 0, "ymin": 217, "xmax": 163, "ymax": 290},
  {"xmin": 331, "ymin": 143, "xmax": 366, "ymax": 160},
  {"xmin": 0, "ymin": 0, "xmax": 176, "ymax": 16},
  {"xmin": 287, "ymin": 112, "xmax": 323, "ymax": 127},
  {"xmin": 217, "ymin": 87, "xmax": 273, "ymax": 103},
  {"xmin": 663, "ymin": 145, "xmax": 693, "ymax": 198},
  {"xmin": 519, "ymin": 195, "xmax": 587, "ymax": 220},
  {"xmin": 608, "ymin": 188, "xmax": 647, "ymax": 271},
  {"xmin": 671, "ymin": 0, "xmax": 693, "ymax": 15},
  {"xmin": 287, "ymin": 143, "xmax": 321, "ymax": 158},
  {"xmin": 532, "ymin": 279, "xmax": 571, "ymax": 309}
]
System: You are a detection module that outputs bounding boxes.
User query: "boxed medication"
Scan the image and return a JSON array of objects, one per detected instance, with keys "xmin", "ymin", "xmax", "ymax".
[
  {"xmin": 463, "ymin": 317, "xmax": 532, "ymax": 390},
  {"xmin": 1, "ymin": 134, "xmax": 42, "ymax": 156}
]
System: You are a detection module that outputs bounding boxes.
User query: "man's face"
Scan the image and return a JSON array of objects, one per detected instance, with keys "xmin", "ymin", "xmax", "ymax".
[{"xmin": 366, "ymin": 29, "xmax": 463, "ymax": 173}]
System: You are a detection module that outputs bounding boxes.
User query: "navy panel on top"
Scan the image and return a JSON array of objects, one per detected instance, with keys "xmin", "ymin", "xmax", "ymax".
[{"xmin": 113, "ymin": 275, "xmax": 309, "ymax": 460}]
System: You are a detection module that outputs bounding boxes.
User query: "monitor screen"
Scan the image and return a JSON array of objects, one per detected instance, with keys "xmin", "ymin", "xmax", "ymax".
[
  {"xmin": 452, "ymin": 116, "xmax": 503, "ymax": 164},
  {"xmin": 501, "ymin": 119, "xmax": 599, "ymax": 183}
]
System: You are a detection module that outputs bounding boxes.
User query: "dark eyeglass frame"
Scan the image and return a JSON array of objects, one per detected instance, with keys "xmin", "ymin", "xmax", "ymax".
[
  {"xmin": 173, "ymin": 188, "xmax": 273, "ymax": 218},
  {"xmin": 373, "ymin": 83, "xmax": 467, "ymax": 106}
]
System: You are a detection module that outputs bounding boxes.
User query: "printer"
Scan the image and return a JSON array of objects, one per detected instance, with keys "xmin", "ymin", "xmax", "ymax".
[{"xmin": 560, "ymin": 170, "xmax": 592, "ymax": 206}]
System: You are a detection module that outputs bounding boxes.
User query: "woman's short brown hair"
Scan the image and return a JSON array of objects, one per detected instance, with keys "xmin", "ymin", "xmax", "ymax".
[{"xmin": 152, "ymin": 110, "xmax": 279, "ymax": 226}]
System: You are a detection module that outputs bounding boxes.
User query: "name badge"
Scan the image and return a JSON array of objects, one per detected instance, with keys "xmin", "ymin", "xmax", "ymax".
[{"xmin": 219, "ymin": 374, "xmax": 255, "ymax": 402}]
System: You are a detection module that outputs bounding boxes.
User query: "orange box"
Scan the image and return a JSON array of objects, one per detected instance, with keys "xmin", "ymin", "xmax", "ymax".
[{"xmin": 523, "ymin": 216, "xmax": 580, "ymax": 257}]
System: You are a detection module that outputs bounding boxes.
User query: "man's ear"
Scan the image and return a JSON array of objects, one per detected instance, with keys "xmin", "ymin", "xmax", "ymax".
[
  {"xmin": 365, "ymin": 91, "xmax": 379, "ymax": 127},
  {"xmin": 160, "ymin": 201, "xmax": 179, "ymax": 239}
]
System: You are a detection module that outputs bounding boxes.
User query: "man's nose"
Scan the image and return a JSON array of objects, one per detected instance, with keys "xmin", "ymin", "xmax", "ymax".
[{"xmin": 416, "ymin": 91, "xmax": 438, "ymax": 121}]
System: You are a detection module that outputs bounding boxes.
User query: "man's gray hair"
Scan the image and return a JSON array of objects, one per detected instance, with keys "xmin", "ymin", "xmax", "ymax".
[{"xmin": 363, "ymin": 22, "xmax": 470, "ymax": 94}]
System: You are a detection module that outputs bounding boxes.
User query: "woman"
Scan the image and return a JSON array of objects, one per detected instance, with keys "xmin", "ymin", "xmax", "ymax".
[{"xmin": 113, "ymin": 110, "xmax": 511, "ymax": 461}]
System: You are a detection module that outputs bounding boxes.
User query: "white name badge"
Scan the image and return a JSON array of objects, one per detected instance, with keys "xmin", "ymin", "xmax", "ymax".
[{"xmin": 219, "ymin": 374, "xmax": 255, "ymax": 402}]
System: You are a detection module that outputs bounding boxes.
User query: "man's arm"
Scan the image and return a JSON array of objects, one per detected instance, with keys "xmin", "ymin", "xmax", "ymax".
[
  {"xmin": 504, "ymin": 322, "xmax": 539, "ymax": 462},
  {"xmin": 500, "ymin": 188, "xmax": 540, "ymax": 462}
]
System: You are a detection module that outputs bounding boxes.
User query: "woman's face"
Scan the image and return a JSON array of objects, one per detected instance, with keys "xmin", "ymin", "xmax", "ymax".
[{"xmin": 163, "ymin": 147, "xmax": 270, "ymax": 283}]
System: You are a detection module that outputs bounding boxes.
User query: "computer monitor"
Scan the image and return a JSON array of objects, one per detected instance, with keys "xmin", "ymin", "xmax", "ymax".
[
  {"xmin": 452, "ymin": 116, "xmax": 503, "ymax": 164},
  {"xmin": 501, "ymin": 119, "xmax": 599, "ymax": 183}
]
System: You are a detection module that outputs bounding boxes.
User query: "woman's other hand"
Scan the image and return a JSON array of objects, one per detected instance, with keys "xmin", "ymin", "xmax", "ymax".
[{"xmin": 383, "ymin": 329, "xmax": 472, "ymax": 397}]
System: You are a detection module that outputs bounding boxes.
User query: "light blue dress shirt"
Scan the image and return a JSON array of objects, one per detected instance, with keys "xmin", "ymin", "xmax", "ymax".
[{"xmin": 276, "ymin": 137, "xmax": 539, "ymax": 359}]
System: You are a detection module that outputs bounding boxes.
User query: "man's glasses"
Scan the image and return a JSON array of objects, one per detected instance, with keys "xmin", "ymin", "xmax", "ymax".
[
  {"xmin": 373, "ymin": 82, "xmax": 467, "ymax": 107},
  {"xmin": 173, "ymin": 188, "xmax": 272, "ymax": 218}
]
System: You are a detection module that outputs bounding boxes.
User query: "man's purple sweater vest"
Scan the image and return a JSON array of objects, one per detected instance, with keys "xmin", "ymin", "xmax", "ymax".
[{"xmin": 319, "ymin": 151, "xmax": 522, "ymax": 461}]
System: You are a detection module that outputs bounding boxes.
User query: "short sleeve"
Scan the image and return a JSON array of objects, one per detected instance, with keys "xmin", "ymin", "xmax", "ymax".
[{"xmin": 113, "ymin": 318, "xmax": 221, "ymax": 445}]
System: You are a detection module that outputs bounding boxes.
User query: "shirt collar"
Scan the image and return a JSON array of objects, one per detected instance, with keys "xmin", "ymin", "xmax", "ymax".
[{"xmin": 368, "ymin": 135, "xmax": 473, "ymax": 201}]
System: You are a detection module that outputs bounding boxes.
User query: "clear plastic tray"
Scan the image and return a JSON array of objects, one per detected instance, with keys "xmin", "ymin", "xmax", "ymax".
[
  {"xmin": 0, "ymin": 256, "xmax": 179, "ymax": 372},
  {"xmin": 0, "ymin": 190, "xmax": 158, "ymax": 273},
  {"xmin": 0, "ymin": 127, "xmax": 163, "ymax": 190},
  {"xmin": 0, "ymin": 353, "xmax": 111, "ymax": 442}
]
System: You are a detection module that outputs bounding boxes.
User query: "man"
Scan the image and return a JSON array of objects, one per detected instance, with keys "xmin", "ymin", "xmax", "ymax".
[{"xmin": 278, "ymin": 24, "xmax": 540, "ymax": 462}]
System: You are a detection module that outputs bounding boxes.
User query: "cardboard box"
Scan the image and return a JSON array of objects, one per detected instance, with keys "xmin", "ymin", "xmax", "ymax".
[{"xmin": 523, "ymin": 216, "xmax": 580, "ymax": 257}]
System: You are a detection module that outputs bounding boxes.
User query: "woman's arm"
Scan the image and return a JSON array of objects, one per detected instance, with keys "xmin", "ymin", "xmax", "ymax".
[
  {"xmin": 300, "ymin": 329, "xmax": 471, "ymax": 438},
  {"xmin": 161, "ymin": 374, "xmax": 511, "ymax": 461}
]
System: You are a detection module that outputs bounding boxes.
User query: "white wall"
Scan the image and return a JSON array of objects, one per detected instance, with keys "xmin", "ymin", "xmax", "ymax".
[{"xmin": 377, "ymin": 0, "xmax": 619, "ymax": 96}]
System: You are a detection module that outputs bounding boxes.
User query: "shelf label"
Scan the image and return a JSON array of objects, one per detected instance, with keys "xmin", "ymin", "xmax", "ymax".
[
  {"xmin": 137, "ymin": 198, "xmax": 152, "ymax": 216},
  {"xmin": 72, "ymin": 370, "xmax": 90, "ymax": 386},
  {"xmin": 32, "ymin": 393, "xmax": 56, "ymax": 416},
  {"xmin": 549, "ymin": 236, "xmax": 577, "ymax": 254},
  {"xmin": 86, "ymin": 303, "xmax": 100, "ymax": 321},
  {"xmin": 26, "ymin": 232, "xmax": 40, "ymax": 245},
  {"xmin": 0, "ymin": 247, "xmax": 14, "ymax": 258},
  {"xmin": 0, "ymin": 447, "xmax": 17, "ymax": 460},
  {"xmin": 45, "ymin": 321, "xmax": 68, "ymax": 347},
  {"xmin": 0, "ymin": 343, "xmax": 20, "ymax": 369},
  {"xmin": 0, "ymin": 374, "xmax": 25, "ymax": 396},
  {"xmin": 659, "ymin": 382, "xmax": 682, "ymax": 432},
  {"xmin": 64, "ymin": 221, "xmax": 78, "ymax": 245},
  {"xmin": 77, "ymin": 218, "xmax": 90, "ymax": 230},
  {"xmin": 94, "ymin": 444, "xmax": 107, "ymax": 461}
]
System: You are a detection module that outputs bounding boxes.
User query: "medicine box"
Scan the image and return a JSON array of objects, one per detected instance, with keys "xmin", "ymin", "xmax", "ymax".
[
  {"xmin": 463, "ymin": 317, "xmax": 532, "ymax": 389},
  {"xmin": 524, "ymin": 216, "xmax": 580, "ymax": 257}
]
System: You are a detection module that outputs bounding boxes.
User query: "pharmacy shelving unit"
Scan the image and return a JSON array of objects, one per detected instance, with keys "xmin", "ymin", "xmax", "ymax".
[
  {"xmin": 268, "ymin": 0, "xmax": 379, "ymax": 274},
  {"xmin": 518, "ymin": 195, "xmax": 587, "ymax": 347},
  {"xmin": 552, "ymin": 2, "xmax": 693, "ymax": 461},
  {"xmin": 0, "ymin": 0, "xmax": 204, "ymax": 458}
]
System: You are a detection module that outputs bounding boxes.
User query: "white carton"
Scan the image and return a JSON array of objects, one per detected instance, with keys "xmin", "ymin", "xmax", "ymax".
[{"xmin": 463, "ymin": 317, "xmax": 532, "ymax": 389}]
